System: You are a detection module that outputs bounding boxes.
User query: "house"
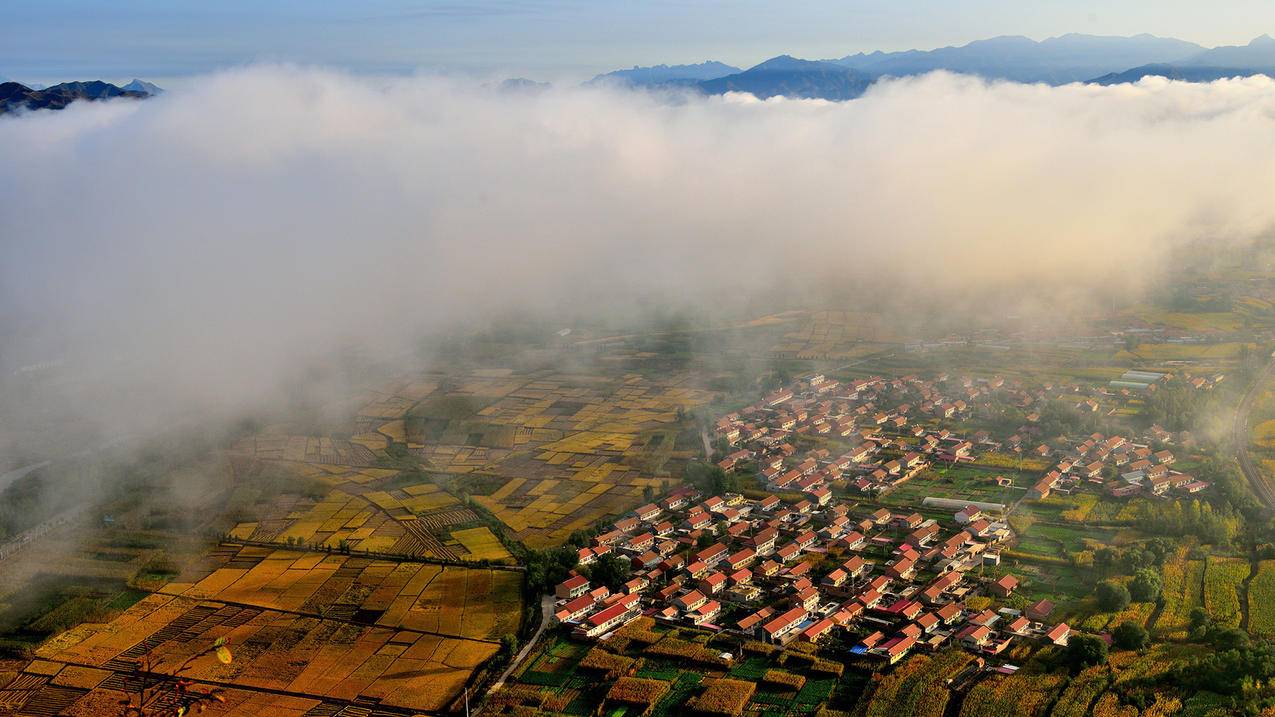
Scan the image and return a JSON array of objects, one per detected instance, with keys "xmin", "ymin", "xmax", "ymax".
[
  {"xmin": 1045, "ymin": 623, "xmax": 1071, "ymax": 646},
  {"xmin": 577, "ymin": 594, "xmax": 641, "ymax": 638},
  {"xmin": 887, "ymin": 557, "xmax": 918, "ymax": 581},
  {"xmin": 762, "ymin": 607, "xmax": 808, "ymax": 644},
  {"xmin": 727, "ymin": 548, "xmax": 757, "ymax": 571},
  {"xmin": 555, "ymin": 575, "xmax": 590, "ymax": 600},
  {"xmin": 699, "ymin": 572, "xmax": 728, "ymax": 595},
  {"xmin": 916, "ymin": 612, "xmax": 940, "ymax": 633},
  {"xmin": 954, "ymin": 505, "xmax": 983, "ymax": 525},
  {"xmin": 689, "ymin": 600, "xmax": 721, "ymax": 626},
  {"xmin": 842, "ymin": 555, "xmax": 870, "ymax": 580},
  {"xmin": 801, "ymin": 617, "xmax": 837, "ymax": 642},
  {"xmin": 822, "ymin": 568, "xmax": 848, "ymax": 589},
  {"xmin": 834, "ymin": 602, "xmax": 864, "ymax": 625},
  {"xmin": 1026, "ymin": 599, "xmax": 1055, "ymax": 621},
  {"xmin": 896, "ymin": 513, "xmax": 924, "ymax": 530},
  {"xmin": 793, "ymin": 586, "xmax": 821, "ymax": 611},
  {"xmin": 634, "ymin": 503, "xmax": 661, "ymax": 522},
  {"xmin": 661, "ymin": 493, "xmax": 689, "ymax": 511},
  {"xmin": 736, "ymin": 607, "xmax": 775, "ymax": 634},
  {"xmin": 880, "ymin": 598, "xmax": 923, "ymax": 621},
  {"xmin": 625, "ymin": 532, "xmax": 655, "ymax": 552},
  {"xmin": 969, "ymin": 609, "xmax": 999, "ymax": 627},
  {"xmin": 673, "ymin": 590, "xmax": 708, "ymax": 612},
  {"xmin": 1006, "ymin": 616, "xmax": 1030, "ymax": 635},
  {"xmin": 555, "ymin": 595, "xmax": 598, "ymax": 623},
  {"xmin": 685, "ymin": 510, "xmax": 713, "ymax": 530},
  {"xmin": 776, "ymin": 543, "xmax": 801, "ymax": 563},
  {"xmin": 906, "ymin": 523, "xmax": 941, "ymax": 548},
  {"xmin": 935, "ymin": 603, "xmax": 963, "ymax": 625},
  {"xmin": 990, "ymin": 574, "xmax": 1019, "ymax": 598},
  {"xmin": 920, "ymin": 572, "xmax": 961, "ymax": 604},
  {"xmin": 880, "ymin": 634, "xmax": 919, "ymax": 664},
  {"xmin": 958, "ymin": 624, "xmax": 992, "ymax": 648},
  {"xmin": 696, "ymin": 543, "xmax": 728, "ymax": 567},
  {"xmin": 755, "ymin": 560, "xmax": 781, "ymax": 578},
  {"xmin": 749, "ymin": 528, "xmax": 779, "ymax": 555},
  {"xmin": 840, "ymin": 531, "xmax": 866, "ymax": 551}
]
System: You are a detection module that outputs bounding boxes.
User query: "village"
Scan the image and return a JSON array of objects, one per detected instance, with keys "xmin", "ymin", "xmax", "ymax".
[{"xmin": 546, "ymin": 368, "xmax": 1217, "ymax": 672}]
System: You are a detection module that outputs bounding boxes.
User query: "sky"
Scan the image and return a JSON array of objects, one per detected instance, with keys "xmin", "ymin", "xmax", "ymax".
[{"xmin": 4, "ymin": 0, "xmax": 1275, "ymax": 85}]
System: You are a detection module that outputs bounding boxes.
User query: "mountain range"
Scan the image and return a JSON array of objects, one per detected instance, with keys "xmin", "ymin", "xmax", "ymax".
[
  {"xmin": 0, "ymin": 79, "xmax": 161, "ymax": 115},
  {"xmin": 595, "ymin": 33, "xmax": 1275, "ymax": 101},
  {"xmin": 8, "ymin": 34, "xmax": 1275, "ymax": 113}
]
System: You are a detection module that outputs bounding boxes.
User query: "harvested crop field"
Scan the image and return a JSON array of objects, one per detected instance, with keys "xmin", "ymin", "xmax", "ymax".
[{"xmin": 7, "ymin": 591, "xmax": 498, "ymax": 715}]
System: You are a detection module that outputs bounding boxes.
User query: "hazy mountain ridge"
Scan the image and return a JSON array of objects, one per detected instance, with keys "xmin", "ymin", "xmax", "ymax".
[
  {"xmin": 1085, "ymin": 36, "xmax": 1275, "ymax": 84},
  {"xmin": 830, "ymin": 33, "xmax": 1205, "ymax": 83},
  {"xmin": 695, "ymin": 56, "xmax": 874, "ymax": 100},
  {"xmin": 592, "ymin": 33, "xmax": 1275, "ymax": 102},
  {"xmin": 588, "ymin": 61, "xmax": 741, "ymax": 87}
]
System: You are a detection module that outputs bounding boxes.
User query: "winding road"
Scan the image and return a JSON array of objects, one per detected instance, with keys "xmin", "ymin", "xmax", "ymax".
[
  {"xmin": 481, "ymin": 593, "xmax": 555, "ymax": 711},
  {"xmin": 1232, "ymin": 353, "xmax": 1275, "ymax": 509}
]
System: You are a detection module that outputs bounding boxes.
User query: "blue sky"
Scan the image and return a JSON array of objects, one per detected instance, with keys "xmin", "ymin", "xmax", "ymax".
[{"xmin": 4, "ymin": 0, "xmax": 1275, "ymax": 84}]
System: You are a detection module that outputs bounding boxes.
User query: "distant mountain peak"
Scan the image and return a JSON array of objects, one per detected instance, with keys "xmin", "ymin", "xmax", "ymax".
[
  {"xmin": 122, "ymin": 79, "xmax": 164, "ymax": 96},
  {"xmin": 1250, "ymin": 34, "xmax": 1275, "ymax": 45},
  {"xmin": 748, "ymin": 55, "xmax": 833, "ymax": 71}
]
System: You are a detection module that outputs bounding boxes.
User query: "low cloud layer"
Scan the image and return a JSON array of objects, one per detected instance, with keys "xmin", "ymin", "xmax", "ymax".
[{"xmin": 4, "ymin": 67, "xmax": 1275, "ymax": 455}]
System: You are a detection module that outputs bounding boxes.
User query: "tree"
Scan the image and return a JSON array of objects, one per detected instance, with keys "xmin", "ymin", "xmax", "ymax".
[
  {"xmin": 524, "ymin": 545, "xmax": 579, "ymax": 596},
  {"xmin": 1066, "ymin": 634, "xmax": 1108, "ymax": 670},
  {"xmin": 1096, "ymin": 580, "xmax": 1131, "ymax": 612},
  {"xmin": 1128, "ymin": 568, "xmax": 1162, "ymax": 602},
  {"xmin": 1212, "ymin": 627, "xmax": 1250, "ymax": 651},
  {"xmin": 587, "ymin": 554, "xmax": 633, "ymax": 591},
  {"xmin": 1094, "ymin": 547, "xmax": 1121, "ymax": 570},
  {"xmin": 498, "ymin": 633, "xmax": 519, "ymax": 662},
  {"xmin": 1112, "ymin": 622, "xmax": 1149, "ymax": 650},
  {"xmin": 1188, "ymin": 606, "xmax": 1213, "ymax": 640}
]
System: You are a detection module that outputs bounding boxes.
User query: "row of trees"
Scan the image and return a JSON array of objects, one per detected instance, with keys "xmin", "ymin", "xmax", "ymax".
[{"xmin": 1131, "ymin": 499, "xmax": 1242, "ymax": 545}]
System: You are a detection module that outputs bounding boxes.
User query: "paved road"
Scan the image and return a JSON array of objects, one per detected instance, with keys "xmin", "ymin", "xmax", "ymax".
[
  {"xmin": 0, "ymin": 460, "xmax": 50, "ymax": 494},
  {"xmin": 1232, "ymin": 354, "xmax": 1275, "ymax": 509},
  {"xmin": 0, "ymin": 505, "xmax": 87, "ymax": 561},
  {"xmin": 483, "ymin": 593, "xmax": 555, "ymax": 706}
]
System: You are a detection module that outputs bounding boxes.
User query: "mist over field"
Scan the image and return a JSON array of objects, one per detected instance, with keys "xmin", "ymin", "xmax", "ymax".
[{"xmin": 5, "ymin": 66, "xmax": 1275, "ymax": 457}]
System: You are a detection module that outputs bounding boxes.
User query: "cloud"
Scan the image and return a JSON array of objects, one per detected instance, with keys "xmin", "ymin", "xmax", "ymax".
[{"xmin": 3, "ymin": 66, "xmax": 1275, "ymax": 453}]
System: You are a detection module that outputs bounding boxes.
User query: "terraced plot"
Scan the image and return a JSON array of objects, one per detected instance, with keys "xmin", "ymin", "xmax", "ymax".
[
  {"xmin": 161, "ymin": 547, "xmax": 522, "ymax": 640},
  {"xmin": 11, "ymin": 592, "xmax": 497, "ymax": 715}
]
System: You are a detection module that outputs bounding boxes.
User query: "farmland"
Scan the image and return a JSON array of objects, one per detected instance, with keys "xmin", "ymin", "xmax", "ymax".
[
  {"xmin": 1154, "ymin": 548, "xmax": 1206, "ymax": 638},
  {"xmin": 958, "ymin": 670, "xmax": 1067, "ymax": 717},
  {"xmin": 419, "ymin": 372, "xmax": 712, "ymax": 548},
  {"xmin": 1202, "ymin": 556, "xmax": 1247, "ymax": 629},
  {"xmin": 856, "ymin": 649, "xmax": 975, "ymax": 717},
  {"xmin": 1249, "ymin": 561, "xmax": 1275, "ymax": 637},
  {"xmin": 24, "ymin": 591, "xmax": 499, "ymax": 714}
]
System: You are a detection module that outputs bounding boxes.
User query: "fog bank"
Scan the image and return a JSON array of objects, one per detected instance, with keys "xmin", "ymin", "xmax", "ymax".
[{"xmin": 4, "ymin": 67, "xmax": 1275, "ymax": 455}]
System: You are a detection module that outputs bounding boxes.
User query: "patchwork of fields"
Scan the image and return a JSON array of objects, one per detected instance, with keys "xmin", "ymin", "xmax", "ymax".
[
  {"xmin": 1, "ymin": 545, "xmax": 520, "ymax": 715},
  {"xmin": 396, "ymin": 371, "xmax": 713, "ymax": 548}
]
